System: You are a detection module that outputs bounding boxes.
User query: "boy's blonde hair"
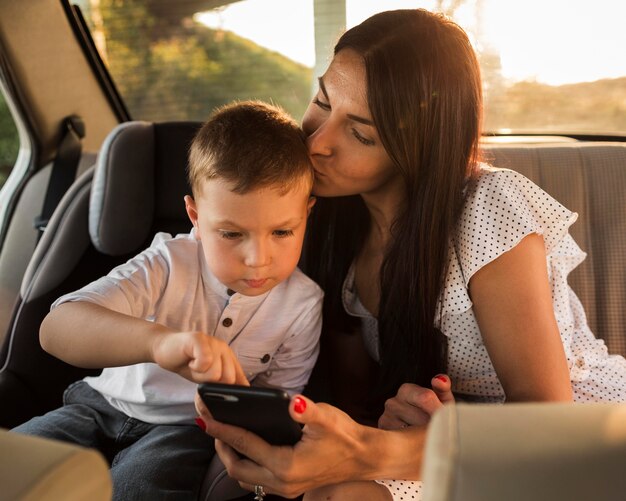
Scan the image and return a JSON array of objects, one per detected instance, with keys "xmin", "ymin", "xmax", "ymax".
[{"xmin": 188, "ymin": 100, "xmax": 313, "ymax": 197}]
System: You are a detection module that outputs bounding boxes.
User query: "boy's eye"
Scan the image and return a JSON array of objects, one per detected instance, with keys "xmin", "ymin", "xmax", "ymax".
[
  {"xmin": 313, "ymin": 97, "xmax": 330, "ymax": 111},
  {"xmin": 219, "ymin": 231, "xmax": 242, "ymax": 240},
  {"xmin": 273, "ymin": 229, "xmax": 294, "ymax": 238}
]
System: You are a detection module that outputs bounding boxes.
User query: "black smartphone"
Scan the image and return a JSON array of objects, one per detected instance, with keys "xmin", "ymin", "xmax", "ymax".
[{"xmin": 197, "ymin": 383, "xmax": 303, "ymax": 446}]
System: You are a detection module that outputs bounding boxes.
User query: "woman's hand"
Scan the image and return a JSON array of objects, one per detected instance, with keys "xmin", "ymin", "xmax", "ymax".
[
  {"xmin": 377, "ymin": 374, "xmax": 455, "ymax": 430},
  {"xmin": 152, "ymin": 331, "xmax": 249, "ymax": 385},
  {"xmin": 195, "ymin": 393, "xmax": 385, "ymax": 499}
]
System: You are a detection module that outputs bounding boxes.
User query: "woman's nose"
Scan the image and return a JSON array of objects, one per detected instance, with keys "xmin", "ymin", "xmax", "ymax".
[{"xmin": 305, "ymin": 122, "xmax": 333, "ymax": 157}]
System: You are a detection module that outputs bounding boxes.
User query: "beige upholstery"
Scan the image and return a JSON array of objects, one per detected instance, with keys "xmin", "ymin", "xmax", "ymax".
[
  {"xmin": 0, "ymin": 429, "xmax": 111, "ymax": 501},
  {"xmin": 482, "ymin": 142, "xmax": 626, "ymax": 356},
  {"xmin": 422, "ymin": 403, "xmax": 626, "ymax": 501}
]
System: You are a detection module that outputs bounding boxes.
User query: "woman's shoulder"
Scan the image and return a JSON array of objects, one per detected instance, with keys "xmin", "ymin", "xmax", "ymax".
[
  {"xmin": 452, "ymin": 163, "xmax": 580, "ymax": 279},
  {"xmin": 466, "ymin": 163, "xmax": 535, "ymax": 198},
  {"xmin": 462, "ymin": 163, "xmax": 575, "ymax": 225}
]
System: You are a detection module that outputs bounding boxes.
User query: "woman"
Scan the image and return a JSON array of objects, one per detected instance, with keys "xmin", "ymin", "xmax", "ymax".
[{"xmin": 196, "ymin": 8, "xmax": 626, "ymax": 500}]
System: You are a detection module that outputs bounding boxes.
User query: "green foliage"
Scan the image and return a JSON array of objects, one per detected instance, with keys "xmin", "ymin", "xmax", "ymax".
[
  {"xmin": 87, "ymin": 0, "xmax": 312, "ymax": 123},
  {"xmin": 0, "ymin": 92, "xmax": 19, "ymax": 188}
]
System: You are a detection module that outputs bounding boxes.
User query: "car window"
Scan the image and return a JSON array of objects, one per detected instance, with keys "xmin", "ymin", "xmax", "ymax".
[
  {"xmin": 74, "ymin": 0, "xmax": 313, "ymax": 123},
  {"xmin": 74, "ymin": 0, "xmax": 626, "ymax": 136},
  {"xmin": 349, "ymin": 0, "xmax": 626, "ymax": 135},
  {"xmin": 0, "ymin": 90, "xmax": 19, "ymax": 190}
]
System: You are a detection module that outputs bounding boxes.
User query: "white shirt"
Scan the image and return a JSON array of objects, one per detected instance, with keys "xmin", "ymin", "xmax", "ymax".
[
  {"xmin": 345, "ymin": 165, "xmax": 626, "ymax": 501},
  {"xmin": 53, "ymin": 231, "xmax": 323, "ymax": 424},
  {"xmin": 343, "ymin": 166, "xmax": 626, "ymax": 404}
]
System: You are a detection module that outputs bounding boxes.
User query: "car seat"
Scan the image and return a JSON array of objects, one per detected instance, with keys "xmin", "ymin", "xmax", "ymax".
[
  {"xmin": 482, "ymin": 140, "xmax": 626, "ymax": 357},
  {"xmin": 0, "ymin": 121, "xmax": 201, "ymax": 428},
  {"xmin": 422, "ymin": 402, "xmax": 626, "ymax": 501}
]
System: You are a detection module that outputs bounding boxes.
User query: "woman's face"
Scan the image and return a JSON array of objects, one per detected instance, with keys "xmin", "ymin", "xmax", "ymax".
[{"xmin": 302, "ymin": 49, "xmax": 398, "ymax": 198}]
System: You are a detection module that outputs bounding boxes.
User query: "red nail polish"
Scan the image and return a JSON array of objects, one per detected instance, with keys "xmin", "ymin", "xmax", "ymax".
[
  {"xmin": 435, "ymin": 375, "xmax": 447, "ymax": 383},
  {"xmin": 195, "ymin": 417, "xmax": 206, "ymax": 431},
  {"xmin": 293, "ymin": 396, "xmax": 306, "ymax": 414}
]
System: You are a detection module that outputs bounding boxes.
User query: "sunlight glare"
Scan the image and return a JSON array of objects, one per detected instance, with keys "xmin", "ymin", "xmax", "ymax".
[
  {"xmin": 194, "ymin": 0, "xmax": 314, "ymax": 67},
  {"xmin": 482, "ymin": 0, "xmax": 626, "ymax": 84},
  {"xmin": 195, "ymin": 0, "xmax": 626, "ymax": 85}
]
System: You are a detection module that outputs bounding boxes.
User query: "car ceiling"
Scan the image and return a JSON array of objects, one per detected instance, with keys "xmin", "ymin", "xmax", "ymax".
[{"xmin": 0, "ymin": 0, "xmax": 119, "ymax": 166}]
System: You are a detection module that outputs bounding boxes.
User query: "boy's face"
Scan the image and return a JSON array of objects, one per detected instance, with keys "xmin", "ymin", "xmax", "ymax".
[{"xmin": 185, "ymin": 178, "xmax": 315, "ymax": 297}]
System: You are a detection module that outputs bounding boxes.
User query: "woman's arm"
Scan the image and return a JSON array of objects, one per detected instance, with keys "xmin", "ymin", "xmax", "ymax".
[
  {"xmin": 196, "ymin": 393, "xmax": 428, "ymax": 498},
  {"xmin": 469, "ymin": 232, "xmax": 573, "ymax": 402},
  {"xmin": 196, "ymin": 396, "xmax": 426, "ymax": 497}
]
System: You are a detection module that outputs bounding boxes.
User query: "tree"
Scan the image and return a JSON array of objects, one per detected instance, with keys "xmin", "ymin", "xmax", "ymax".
[{"xmin": 81, "ymin": 0, "xmax": 312, "ymax": 121}]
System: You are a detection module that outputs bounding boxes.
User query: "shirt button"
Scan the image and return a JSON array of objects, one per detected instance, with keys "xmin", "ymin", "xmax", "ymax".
[
  {"xmin": 222, "ymin": 318, "xmax": 233, "ymax": 327},
  {"xmin": 260, "ymin": 354, "xmax": 270, "ymax": 363}
]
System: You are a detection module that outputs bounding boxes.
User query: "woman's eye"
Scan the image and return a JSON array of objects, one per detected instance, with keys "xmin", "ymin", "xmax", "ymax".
[
  {"xmin": 312, "ymin": 97, "xmax": 330, "ymax": 111},
  {"xmin": 352, "ymin": 128, "xmax": 375, "ymax": 146},
  {"xmin": 220, "ymin": 231, "xmax": 242, "ymax": 240},
  {"xmin": 273, "ymin": 229, "xmax": 294, "ymax": 238}
]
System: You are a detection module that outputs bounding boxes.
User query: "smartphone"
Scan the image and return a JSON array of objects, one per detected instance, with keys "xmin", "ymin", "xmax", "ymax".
[{"xmin": 197, "ymin": 383, "xmax": 303, "ymax": 446}]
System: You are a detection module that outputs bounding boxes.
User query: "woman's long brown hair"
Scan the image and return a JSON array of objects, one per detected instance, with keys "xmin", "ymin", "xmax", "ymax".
[{"xmin": 302, "ymin": 9, "xmax": 483, "ymax": 403}]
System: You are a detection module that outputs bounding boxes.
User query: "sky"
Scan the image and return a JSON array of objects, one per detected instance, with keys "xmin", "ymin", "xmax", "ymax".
[{"xmin": 195, "ymin": 0, "xmax": 626, "ymax": 86}]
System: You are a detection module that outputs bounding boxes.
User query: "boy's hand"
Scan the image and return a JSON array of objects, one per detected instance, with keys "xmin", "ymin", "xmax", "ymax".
[{"xmin": 152, "ymin": 331, "xmax": 249, "ymax": 385}]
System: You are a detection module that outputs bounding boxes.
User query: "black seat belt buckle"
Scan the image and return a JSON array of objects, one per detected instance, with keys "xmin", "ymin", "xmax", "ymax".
[
  {"xmin": 33, "ymin": 215, "xmax": 49, "ymax": 232},
  {"xmin": 65, "ymin": 115, "xmax": 86, "ymax": 139}
]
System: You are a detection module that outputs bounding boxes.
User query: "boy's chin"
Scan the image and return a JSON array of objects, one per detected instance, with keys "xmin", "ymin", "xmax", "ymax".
[
  {"xmin": 236, "ymin": 288, "xmax": 271, "ymax": 297},
  {"xmin": 230, "ymin": 280, "xmax": 275, "ymax": 297}
]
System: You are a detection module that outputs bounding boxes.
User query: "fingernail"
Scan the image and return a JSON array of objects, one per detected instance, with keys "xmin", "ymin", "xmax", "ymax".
[
  {"xmin": 435, "ymin": 375, "xmax": 447, "ymax": 383},
  {"xmin": 195, "ymin": 417, "xmax": 206, "ymax": 431},
  {"xmin": 293, "ymin": 396, "xmax": 306, "ymax": 414}
]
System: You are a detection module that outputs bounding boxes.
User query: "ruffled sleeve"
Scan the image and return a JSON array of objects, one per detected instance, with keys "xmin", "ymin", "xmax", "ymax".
[{"xmin": 437, "ymin": 166, "xmax": 586, "ymax": 323}]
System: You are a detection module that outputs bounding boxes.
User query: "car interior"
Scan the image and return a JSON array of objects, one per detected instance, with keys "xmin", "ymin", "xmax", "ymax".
[{"xmin": 1, "ymin": 1, "xmax": 625, "ymax": 500}]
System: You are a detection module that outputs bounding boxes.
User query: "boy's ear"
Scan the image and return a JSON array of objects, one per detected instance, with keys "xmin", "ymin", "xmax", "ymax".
[
  {"xmin": 307, "ymin": 196, "xmax": 316, "ymax": 215},
  {"xmin": 184, "ymin": 195, "xmax": 200, "ymax": 234}
]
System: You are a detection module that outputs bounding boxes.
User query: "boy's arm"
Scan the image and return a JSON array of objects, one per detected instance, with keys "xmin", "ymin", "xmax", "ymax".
[
  {"xmin": 40, "ymin": 301, "xmax": 249, "ymax": 385},
  {"xmin": 40, "ymin": 301, "xmax": 171, "ymax": 368}
]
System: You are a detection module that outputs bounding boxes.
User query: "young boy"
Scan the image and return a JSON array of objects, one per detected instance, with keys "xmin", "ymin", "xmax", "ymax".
[{"xmin": 13, "ymin": 101, "xmax": 323, "ymax": 500}]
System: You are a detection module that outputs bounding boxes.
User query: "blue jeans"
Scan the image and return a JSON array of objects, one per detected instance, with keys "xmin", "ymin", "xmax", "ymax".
[{"xmin": 12, "ymin": 380, "xmax": 216, "ymax": 500}]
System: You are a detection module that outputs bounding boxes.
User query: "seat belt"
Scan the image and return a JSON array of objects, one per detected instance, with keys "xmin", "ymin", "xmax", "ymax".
[{"xmin": 34, "ymin": 115, "xmax": 85, "ymax": 235}]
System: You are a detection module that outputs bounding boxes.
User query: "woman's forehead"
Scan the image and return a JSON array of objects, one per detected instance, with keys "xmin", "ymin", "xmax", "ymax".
[
  {"xmin": 326, "ymin": 49, "xmax": 365, "ymax": 85},
  {"xmin": 323, "ymin": 49, "xmax": 370, "ymax": 113}
]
